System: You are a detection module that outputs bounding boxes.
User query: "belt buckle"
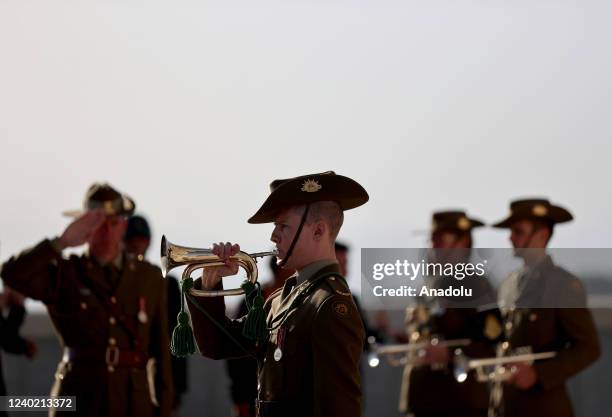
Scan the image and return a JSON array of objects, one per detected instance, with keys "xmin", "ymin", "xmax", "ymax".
[{"xmin": 105, "ymin": 346, "xmax": 120, "ymax": 366}]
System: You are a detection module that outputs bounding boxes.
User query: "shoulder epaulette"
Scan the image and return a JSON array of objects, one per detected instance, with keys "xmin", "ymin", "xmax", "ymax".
[{"xmin": 323, "ymin": 275, "xmax": 352, "ymax": 297}]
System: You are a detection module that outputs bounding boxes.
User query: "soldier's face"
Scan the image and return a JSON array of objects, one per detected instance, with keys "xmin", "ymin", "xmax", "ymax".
[
  {"xmin": 271, "ymin": 207, "xmax": 317, "ymax": 270},
  {"xmin": 431, "ymin": 231, "xmax": 470, "ymax": 249},
  {"xmin": 510, "ymin": 220, "xmax": 550, "ymax": 252},
  {"xmin": 431, "ymin": 231, "xmax": 471, "ymax": 263},
  {"xmin": 89, "ymin": 215, "xmax": 128, "ymax": 257}
]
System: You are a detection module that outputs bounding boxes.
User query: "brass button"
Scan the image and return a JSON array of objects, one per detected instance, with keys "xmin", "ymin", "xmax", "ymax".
[
  {"xmin": 110, "ymin": 297, "xmax": 117, "ymax": 304},
  {"xmin": 107, "ymin": 365, "xmax": 115, "ymax": 373},
  {"xmin": 80, "ymin": 302, "xmax": 88, "ymax": 310},
  {"xmin": 505, "ymin": 322, "xmax": 513, "ymax": 331},
  {"xmin": 109, "ymin": 317, "xmax": 116, "ymax": 325},
  {"xmin": 529, "ymin": 313, "xmax": 538, "ymax": 321},
  {"xmin": 108, "ymin": 337, "xmax": 116, "ymax": 346},
  {"xmin": 137, "ymin": 254, "xmax": 144, "ymax": 261}
]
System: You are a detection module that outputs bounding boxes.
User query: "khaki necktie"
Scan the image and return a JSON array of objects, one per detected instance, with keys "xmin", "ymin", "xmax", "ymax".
[{"xmin": 281, "ymin": 276, "xmax": 297, "ymax": 301}]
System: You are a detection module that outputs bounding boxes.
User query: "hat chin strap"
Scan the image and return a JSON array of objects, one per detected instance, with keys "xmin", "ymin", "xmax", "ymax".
[{"xmin": 278, "ymin": 204, "xmax": 310, "ymax": 268}]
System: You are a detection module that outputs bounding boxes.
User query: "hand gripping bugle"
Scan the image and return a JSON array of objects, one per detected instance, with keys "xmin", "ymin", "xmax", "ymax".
[{"xmin": 160, "ymin": 236, "xmax": 278, "ymax": 297}]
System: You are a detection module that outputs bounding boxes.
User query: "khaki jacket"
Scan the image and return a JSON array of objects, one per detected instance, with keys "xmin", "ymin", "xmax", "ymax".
[
  {"xmin": 188, "ymin": 262, "xmax": 365, "ymax": 417},
  {"xmin": 500, "ymin": 257, "xmax": 601, "ymax": 417}
]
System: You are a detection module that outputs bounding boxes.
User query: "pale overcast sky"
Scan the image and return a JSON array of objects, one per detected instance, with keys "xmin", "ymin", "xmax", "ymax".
[{"xmin": 1, "ymin": 1, "xmax": 612, "ymax": 296}]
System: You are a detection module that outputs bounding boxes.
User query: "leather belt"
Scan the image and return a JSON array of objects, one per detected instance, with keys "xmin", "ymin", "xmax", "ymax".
[{"xmin": 63, "ymin": 346, "xmax": 147, "ymax": 368}]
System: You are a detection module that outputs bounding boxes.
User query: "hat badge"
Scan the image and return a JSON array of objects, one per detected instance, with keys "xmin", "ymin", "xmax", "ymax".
[
  {"xmin": 301, "ymin": 179, "xmax": 322, "ymax": 193},
  {"xmin": 103, "ymin": 201, "xmax": 114, "ymax": 214},
  {"xmin": 457, "ymin": 217, "xmax": 471, "ymax": 230},
  {"xmin": 532, "ymin": 204, "xmax": 548, "ymax": 217}
]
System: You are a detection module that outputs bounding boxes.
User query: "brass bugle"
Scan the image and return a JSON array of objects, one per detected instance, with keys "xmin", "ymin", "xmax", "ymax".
[
  {"xmin": 453, "ymin": 349, "xmax": 556, "ymax": 383},
  {"xmin": 160, "ymin": 235, "xmax": 278, "ymax": 297},
  {"xmin": 367, "ymin": 336, "xmax": 471, "ymax": 368}
]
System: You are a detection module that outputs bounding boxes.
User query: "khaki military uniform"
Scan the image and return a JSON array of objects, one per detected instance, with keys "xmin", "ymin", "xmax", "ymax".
[
  {"xmin": 399, "ymin": 307, "xmax": 502, "ymax": 417},
  {"xmin": 398, "ymin": 268, "xmax": 503, "ymax": 417},
  {"xmin": 188, "ymin": 261, "xmax": 365, "ymax": 417},
  {"xmin": 499, "ymin": 256, "xmax": 601, "ymax": 417},
  {"xmin": 399, "ymin": 206, "xmax": 500, "ymax": 417},
  {"xmin": 0, "ymin": 239, "xmax": 173, "ymax": 417}
]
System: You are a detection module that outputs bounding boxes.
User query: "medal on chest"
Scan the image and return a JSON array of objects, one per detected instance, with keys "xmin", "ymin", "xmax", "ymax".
[
  {"xmin": 138, "ymin": 296, "xmax": 148, "ymax": 324},
  {"xmin": 274, "ymin": 327, "xmax": 286, "ymax": 362}
]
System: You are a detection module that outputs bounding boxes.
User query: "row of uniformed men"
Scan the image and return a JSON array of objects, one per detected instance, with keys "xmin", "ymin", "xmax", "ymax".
[
  {"xmin": 395, "ymin": 205, "xmax": 600, "ymax": 417},
  {"xmin": 0, "ymin": 173, "xmax": 601, "ymax": 417}
]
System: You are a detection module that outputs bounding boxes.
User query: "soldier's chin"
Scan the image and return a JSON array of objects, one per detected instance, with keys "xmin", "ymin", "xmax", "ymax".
[
  {"xmin": 513, "ymin": 247, "xmax": 526, "ymax": 258},
  {"xmin": 89, "ymin": 241, "xmax": 115, "ymax": 257},
  {"xmin": 277, "ymin": 255, "xmax": 294, "ymax": 269}
]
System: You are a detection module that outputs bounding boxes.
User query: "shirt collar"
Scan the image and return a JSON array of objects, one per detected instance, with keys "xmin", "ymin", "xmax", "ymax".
[
  {"xmin": 88, "ymin": 250, "xmax": 124, "ymax": 269},
  {"xmin": 525, "ymin": 254, "xmax": 553, "ymax": 276},
  {"xmin": 295, "ymin": 259, "xmax": 338, "ymax": 286}
]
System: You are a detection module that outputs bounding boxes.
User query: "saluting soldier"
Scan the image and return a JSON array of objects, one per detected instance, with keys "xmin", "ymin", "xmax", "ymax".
[
  {"xmin": 187, "ymin": 171, "xmax": 368, "ymax": 417},
  {"xmin": 0, "ymin": 183, "xmax": 173, "ymax": 417},
  {"xmin": 492, "ymin": 198, "xmax": 601, "ymax": 417},
  {"xmin": 399, "ymin": 210, "xmax": 502, "ymax": 417}
]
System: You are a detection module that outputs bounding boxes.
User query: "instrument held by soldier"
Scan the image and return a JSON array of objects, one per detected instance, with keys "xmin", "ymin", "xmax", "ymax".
[
  {"xmin": 367, "ymin": 336, "xmax": 471, "ymax": 368},
  {"xmin": 453, "ymin": 346, "xmax": 556, "ymax": 383},
  {"xmin": 160, "ymin": 235, "xmax": 278, "ymax": 297}
]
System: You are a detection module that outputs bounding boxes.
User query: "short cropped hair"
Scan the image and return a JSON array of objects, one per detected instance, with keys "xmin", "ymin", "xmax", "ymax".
[{"xmin": 299, "ymin": 201, "xmax": 344, "ymax": 240}]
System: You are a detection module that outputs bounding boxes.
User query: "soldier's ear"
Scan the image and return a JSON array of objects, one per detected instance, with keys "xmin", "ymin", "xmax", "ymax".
[
  {"xmin": 313, "ymin": 220, "xmax": 326, "ymax": 242},
  {"xmin": 533, "ymin": 223, "xmax": 551, "ymax": 245}
]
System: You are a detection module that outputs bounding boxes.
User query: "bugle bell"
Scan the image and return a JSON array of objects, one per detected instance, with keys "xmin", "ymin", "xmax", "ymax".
[{"xmin": 160, "ymin": 235, "xmax": 278, "ymax": 297}]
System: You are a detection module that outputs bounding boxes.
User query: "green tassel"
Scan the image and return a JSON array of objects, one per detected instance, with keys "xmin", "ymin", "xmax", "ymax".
[
  {"xmin": 170, "ymin": 278, "xmax": 196, "ymax": 357},
  {"xmin": 241, "ymin": 281, "xmax": 267, "ymax": 341}
]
